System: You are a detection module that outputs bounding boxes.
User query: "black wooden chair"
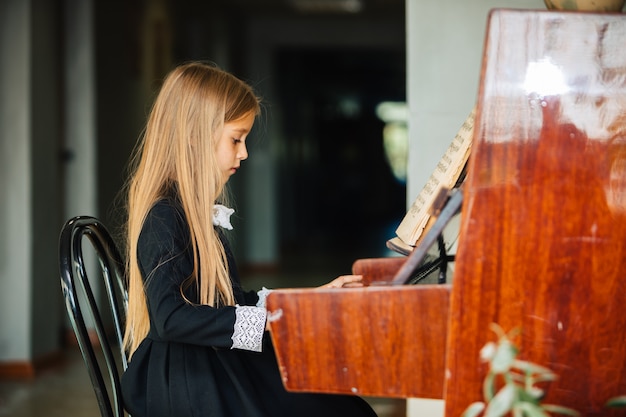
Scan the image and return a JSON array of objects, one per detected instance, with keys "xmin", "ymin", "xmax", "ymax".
[{"xmin": 58, "ymin": 216, "xmax": 128, "ymax": 417}]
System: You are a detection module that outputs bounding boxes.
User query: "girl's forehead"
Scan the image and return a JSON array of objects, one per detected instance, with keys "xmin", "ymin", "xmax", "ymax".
[{"xmin": 226, "ymin": 112, "xmax": 256, "ymax": 129}]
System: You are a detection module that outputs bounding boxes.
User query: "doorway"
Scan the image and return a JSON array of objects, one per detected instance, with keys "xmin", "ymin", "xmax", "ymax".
[{"xmin": 275, "ymin": 47, "xmax": 407, "ymax": 272}]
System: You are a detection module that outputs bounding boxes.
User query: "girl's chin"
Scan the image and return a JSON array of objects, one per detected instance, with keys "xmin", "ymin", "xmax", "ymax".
[{"xmin": 221, "ymin": 173, "xmax": 233, "ymax": 184}]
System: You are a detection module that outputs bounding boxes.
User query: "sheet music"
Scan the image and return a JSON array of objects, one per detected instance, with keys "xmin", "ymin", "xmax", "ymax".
[{"xmin": 395, "ymin": 107, "xmax": 475, "ymax": 246}]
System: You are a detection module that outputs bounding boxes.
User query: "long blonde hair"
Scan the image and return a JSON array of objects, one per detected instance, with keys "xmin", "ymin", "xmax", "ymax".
[{"xmin": 123, "ymin": 62, "xmax": 260, "ymax": 356}]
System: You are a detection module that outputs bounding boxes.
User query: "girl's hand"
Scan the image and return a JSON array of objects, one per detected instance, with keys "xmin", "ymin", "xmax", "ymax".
[{"xmin": 320, "ymin": 274, "xmax": 364, "ymax": 289}]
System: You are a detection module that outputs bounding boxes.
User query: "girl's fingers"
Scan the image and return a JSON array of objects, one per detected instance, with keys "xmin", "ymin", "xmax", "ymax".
[{"xmin": 321, "ymin": 275, "xmax": 364, "ymax": 288}]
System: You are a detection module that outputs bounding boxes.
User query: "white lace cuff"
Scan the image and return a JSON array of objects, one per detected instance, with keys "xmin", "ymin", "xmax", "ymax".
[
  {"xmin": 231, "ymin": 306, "xmax": 266, "ymax": 352},
  {"xmin": 256, "ymin": 287, "xmax": 273, "ymax": 309}
]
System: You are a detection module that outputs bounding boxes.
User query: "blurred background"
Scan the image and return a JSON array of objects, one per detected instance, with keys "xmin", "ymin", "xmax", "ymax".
[
  {"xmin": 0, "ymin": 0, "xmax": 550, "ymax": 409},
  {"xmin": 1, "ymin": 0, "xmax": 412, "ymax": 375}
]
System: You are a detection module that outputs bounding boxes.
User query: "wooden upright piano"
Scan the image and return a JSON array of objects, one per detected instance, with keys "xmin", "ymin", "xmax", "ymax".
[{"xmin": 267, "ymin": 9, "xmax": 626, "ymax": 417}]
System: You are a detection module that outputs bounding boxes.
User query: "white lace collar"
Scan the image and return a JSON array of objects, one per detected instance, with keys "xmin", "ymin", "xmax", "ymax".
[{"xmin": 213, "ymin": 204, "xmax": 235, "ymax": 230}]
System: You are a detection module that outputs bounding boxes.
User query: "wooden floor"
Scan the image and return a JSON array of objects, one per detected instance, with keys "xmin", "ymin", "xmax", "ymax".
[
  {"xmin": 0, "ymin": 349, "xmax": 108, "ymax": 417},
  {"xmin": 0, "ymin": 347, "xmax": 405, "ymax": 417}
]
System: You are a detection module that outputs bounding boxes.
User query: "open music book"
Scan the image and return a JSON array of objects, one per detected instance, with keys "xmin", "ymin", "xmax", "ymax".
[{"xmin": 387, "ymin": 108, "xmax": 476, "ymax": 255}]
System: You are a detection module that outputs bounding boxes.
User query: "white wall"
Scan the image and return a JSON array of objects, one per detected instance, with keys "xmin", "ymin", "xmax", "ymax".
[
  {"xmin": 64, "ymin": 0, "xmax": 96, "ymax": 221},
  {"xmin": 0, "ymin": 0, "xmax": 88, "ymax": 367},
  {"xmin": 30, "ymin": 0, "xmax": 65, "ymax": 360},
  {"xmin": 0, "ymin": 0, "xmax": 32, "ymax": 362}
]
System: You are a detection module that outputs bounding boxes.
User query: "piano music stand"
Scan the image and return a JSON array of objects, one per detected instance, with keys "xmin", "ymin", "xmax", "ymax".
[
  {"xmin": 391, "ymin": 187, "xmax": 463, "ymax": 285},
  {"xmin": 374, "ymin": 186, "xmax": 464, "ymax": 286}
]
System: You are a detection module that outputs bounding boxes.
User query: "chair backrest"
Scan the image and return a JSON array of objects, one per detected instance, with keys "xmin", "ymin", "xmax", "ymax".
[{"xmin": 58, "ymin": 216, "xmax": 128, "ymax": 417}]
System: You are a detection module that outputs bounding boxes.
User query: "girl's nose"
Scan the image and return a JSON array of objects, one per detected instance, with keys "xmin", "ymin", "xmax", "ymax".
[{"xmin": 238, "ymin": 143, "xmax": 248, "ymax": 161}]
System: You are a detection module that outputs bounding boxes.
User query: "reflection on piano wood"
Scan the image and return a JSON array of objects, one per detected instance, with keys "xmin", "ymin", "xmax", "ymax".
[
  {"xmin": 267, "ymin": 285, "xmax": 449, "ymax": 399},
  {"xmin": 268, "ymin": 9, "xmax": 626, "ymax": 417}
]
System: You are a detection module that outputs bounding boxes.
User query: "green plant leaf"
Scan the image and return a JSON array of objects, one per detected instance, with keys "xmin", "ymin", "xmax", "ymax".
[
  {"xmin": 483, "ymin": 372, "xmax": 496, "ymax": 401},
  {"xmin": 508, "ymin": 372, "xmax": 526, "ymax": 384},
  {"xmin": 531, "ymin": 373, "xmax": 559, "ymax": 384},
  {"xmin": 466, "ymin": 324, "xmax": 580, "ymax": 417},
  {"xmin": 541, "ymin": 404, "xmax": 580, "ymax": 416},
  {"xmin": 489, "ymin": 323, "xmax": 507, "ymax": 339},
  {"xmin": 481, "ymin": 342, "xmax": 497, "ymax": 362},
  {"xmin": 462, "ymin": 401, "xmax": 486, "ymax": 417},
  {"xmin": 516, "ymin": 401, "xmax": 549, "ymax": 417},
  {"xmin": 606, "ymin": 396, "xmax": 626, "ymax": 408},
  {"xmin": 491, "ymin": 341, "xmax": 517, "ymax": 374},
  {"xmin": 512, "ymin": 359, "xmax": 556, "ymax": 377},
  {"xmin": 484, "ymin": 383, "xmax": 516, "ymax": 417},
  {"xmin": 518, "ymin": 386, "xmax": 543, "ymax": 403}
]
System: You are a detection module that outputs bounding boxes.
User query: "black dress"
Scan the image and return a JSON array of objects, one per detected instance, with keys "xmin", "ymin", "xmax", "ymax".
[{"xmin": 121, "ymin": 195, "xmax": 378, "ymax": 417}]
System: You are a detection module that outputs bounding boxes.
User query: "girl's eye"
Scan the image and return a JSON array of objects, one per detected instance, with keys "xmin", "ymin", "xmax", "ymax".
[{"xmin": 232, "ymin": 138, "xmax": 241, "ymax": 144}]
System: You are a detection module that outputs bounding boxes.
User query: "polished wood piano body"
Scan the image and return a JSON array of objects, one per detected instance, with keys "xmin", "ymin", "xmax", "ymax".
[{"xmin": 267, "ymin": 9, "xmax": 626, "ymax": 417}]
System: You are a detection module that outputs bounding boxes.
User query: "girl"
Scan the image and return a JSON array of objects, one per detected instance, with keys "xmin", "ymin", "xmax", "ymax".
[{"xmin": 120, "ymin": 61, "xmax": 377, "ymax": 417}]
